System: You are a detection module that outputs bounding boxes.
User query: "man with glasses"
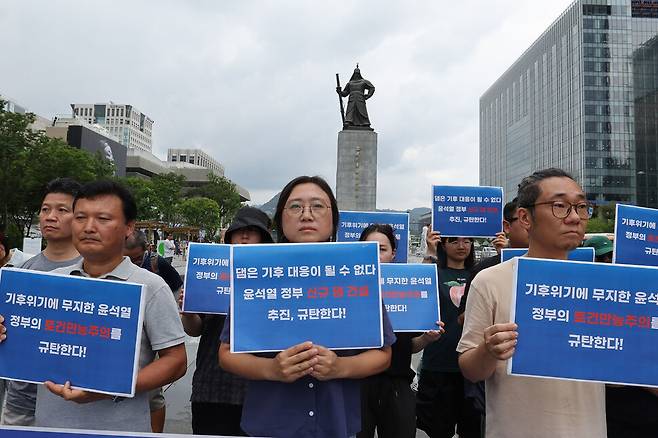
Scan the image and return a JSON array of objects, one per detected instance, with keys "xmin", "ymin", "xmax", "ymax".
[{"xmin": 457, "ymin": 168, "xmax": 606, "ymax": 438}]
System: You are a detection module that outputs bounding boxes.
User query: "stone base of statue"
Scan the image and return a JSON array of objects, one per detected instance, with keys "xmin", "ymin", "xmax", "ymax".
[{"xmin": 335, "ymin": 129, "xmax": 377, "ymax": 211}]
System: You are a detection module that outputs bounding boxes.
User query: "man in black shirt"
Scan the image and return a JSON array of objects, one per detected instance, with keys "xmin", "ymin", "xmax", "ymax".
[
  {"xmin": 125, "ymin": 230, "xmax": 183, "ymax": 296},
  {"xmin": 458, "ymin": 198, "xmax": 529, "ymax": 317},
  {"xmin": 124, "ymin": 229, "xmax": 184, "ymax": 432}
]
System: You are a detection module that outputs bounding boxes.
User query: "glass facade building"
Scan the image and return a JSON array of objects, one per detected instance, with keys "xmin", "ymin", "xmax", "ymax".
[{"xmin": 480, "ymin": 0, "xmax": 658, "ymax": 208}]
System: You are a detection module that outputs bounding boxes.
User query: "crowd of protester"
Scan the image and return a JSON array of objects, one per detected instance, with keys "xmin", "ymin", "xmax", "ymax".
[{"xmin": 0, "ymin": 168, "xmax": 654, "ymax": 437}]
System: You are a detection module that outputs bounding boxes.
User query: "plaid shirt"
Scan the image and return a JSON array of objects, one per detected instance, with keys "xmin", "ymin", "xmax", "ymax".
[{"xmin": 191, "ymin": 315, "xmax": 246, "ymax": 405}]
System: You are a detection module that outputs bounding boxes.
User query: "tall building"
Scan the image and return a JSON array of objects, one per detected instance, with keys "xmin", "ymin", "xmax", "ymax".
[
  {"xmin": 167, "ymin": 148, "xmax": 225, "ymax": 176},
  {"xmin": 70, "ymin": 103, "xmax": 153, "ymax": 152},
  {"xmin": 480, "ymin": 0, "xmax": 658, "ymax": 208}
]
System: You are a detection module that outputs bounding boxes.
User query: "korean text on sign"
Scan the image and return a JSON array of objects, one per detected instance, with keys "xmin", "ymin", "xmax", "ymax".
[
  {"xmin": 230, "ymin": 242, "xmax": 383, "ymax": 353},
  {"xmin": 431, "ymin": 185, "xmax": 503, "ymax": 237},
  {"xmin": 183, "ymin": 243, "xmax": 231, "ymax": 314},
  {"xmin": 614, "ymin": 203, "xmax": 658, "ymax": 266},
  {"xmin": 0, "ymin": 268, "xmax": 144, "ymax": 396},
  {"xmin": 509, "ymin": 257, "xmax": 658, "ymax": 386},
  {"xmin": 337, "ymin": 210, "xmax": 410, "ymax": 263},
  {"xmin": 380, "ymin": 263, "xmax": 440, "ymax": 332}
]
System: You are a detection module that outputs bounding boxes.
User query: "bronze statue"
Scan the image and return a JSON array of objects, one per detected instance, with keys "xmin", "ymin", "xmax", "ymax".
[{"xmin": 336, "ymin": 65, "xmax": 375, "ymax": 130}]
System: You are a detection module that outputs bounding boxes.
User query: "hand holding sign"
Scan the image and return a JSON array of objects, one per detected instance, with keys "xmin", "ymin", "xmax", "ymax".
[
  {"xmin": 310, "ymin": 345, "xmax": 340, "ymax": 381},
  {"xmin": 492, "ymin": 232, "xmax": 508, "ymax": 253},
  {"xmin": 0, "ymin": 314, "xmax": 5, "ymax": 342},
  {"xmin": 484, "ymin": 322, "xmax": 518, "ymax": 360},
  {"xmin": 44, "ymin": 380, "xmax": 110, "ymax": 404},
  {"xmin": 426, "ymin": 230, "xmax": 441, "ymax": 256},
  {"xmin": 272, "ymin": 341, "xmax": 319, "ymax": 383}
]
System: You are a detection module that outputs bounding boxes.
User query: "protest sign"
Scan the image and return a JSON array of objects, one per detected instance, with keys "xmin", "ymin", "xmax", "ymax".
[
  {"xmin": 509, "ymin": 257, "xmax": 658, "ymax": 386},
  {"xmin": 431, "ymin": 185, "xmax": 503, "ymax": 237},
  {"xmin": 0, "ymin": 268, "xmax": 144, "ymax": 396},
  {"xmin": 501, "ymin": 247, "xmax": 595, "ymax": 263},
  {"xmin": 380, "ymin": 263, "xmax": 439, "ymax": 331},
  {"xmin": 231, "ymin": 242, "xmax": 383, "ymax": 353},
  {"xmin": 22, "ymin": 238, "xmax": 42, "ymax": 256},
  {"xmin": 0, "ymin": 426, "xmax": 251, "ymax": 438},
  {"xmin": 613, "ymin": 203, "xmax": 658, "ymax": 266},
  {"xmin": 182, "ymin": 243, "xmax": 231, "ymax": 314},
  {"xmin": 337, "ymin": 211, "xmax": 410, "ymax": 263}
]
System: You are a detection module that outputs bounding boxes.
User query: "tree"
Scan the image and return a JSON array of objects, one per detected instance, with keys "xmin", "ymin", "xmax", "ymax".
[
  {"xmin": 120, "ymin": 177, "xmax": 160, "ymax": 221},
  {"xmin": 178, "ymin": 197, "xmax": 221, "ymax": 241},
  {"xmin": 586, "ymin": 203, "xmax": 616, "ymax": 233},
  {"xmin": 0, "ymin": 100, "xmax": 114, "ymax": 238},
  {"xmin": 151, "ymin": 172, "xmax": 186, "ymax": 226},
  {"xmin": 188, "ymin": 173, "xmax": 242, "ymax": 227}
]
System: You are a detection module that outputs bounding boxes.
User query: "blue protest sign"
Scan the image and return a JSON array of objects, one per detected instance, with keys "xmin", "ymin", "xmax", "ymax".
[
  {"xmin": 380, "ymin": 263, "xmax": 439, "ymax": 332},
  {"xmin": 0, "ymin": 426, "xmax": 249, "ymax": 438},
  {"xmin": 337, "ymin": 211, "xmax": 410, "ymax": 263},
  {"xmin": 231, "ymin": 242, "xmax": 383, "ymax": 353},
  {"xmin": 613, "ymin": 203, "xmax": 658, "ymax": 266},
  {"xmin": 431, "ymin": 185, "xmax": 503, "ymax": 237},
  {"xmin": 0, "ymin": 268, "xmax": 144, "ymax": 396},
  {"xmin": 501, "ymin": 247, "xmax": 595, "ymax": 263},
  {"xmin": 509, "ymin": 257, "xmax": 658, "ymax": 386},
  {"xmin": 183, "ymin": 243, "xmax": 231, "ymax": 314}
]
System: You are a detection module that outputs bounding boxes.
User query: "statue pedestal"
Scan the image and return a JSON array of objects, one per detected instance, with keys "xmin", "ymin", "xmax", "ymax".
[{"xmin": 335, "ymin": 129, "xmax": 377, "ymax": 211}]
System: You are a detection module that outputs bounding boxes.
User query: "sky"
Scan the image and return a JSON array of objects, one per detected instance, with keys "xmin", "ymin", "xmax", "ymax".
[{"xmin": 0, "ymin": 0, "xmax": 574, "ymax": 209}]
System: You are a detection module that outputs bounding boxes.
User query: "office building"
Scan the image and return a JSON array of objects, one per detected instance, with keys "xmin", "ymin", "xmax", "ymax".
[
  {"xmin": 71, "ymin": 103, "xmax": 153, "ymax": 153},
  {"xmin": 480, "ymin": 0, "xmax": 658, "ymax": 207}
]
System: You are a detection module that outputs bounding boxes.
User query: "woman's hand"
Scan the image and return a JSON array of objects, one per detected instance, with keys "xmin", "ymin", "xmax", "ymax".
[{"xmin": 271, "ymin": 341, "xmax": 319, "ymax": 383}]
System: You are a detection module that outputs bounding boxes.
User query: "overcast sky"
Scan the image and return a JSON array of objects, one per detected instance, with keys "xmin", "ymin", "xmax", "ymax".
[{"xmin": 1, "ymin": 0, "xmax": 573, "ymax": 209}]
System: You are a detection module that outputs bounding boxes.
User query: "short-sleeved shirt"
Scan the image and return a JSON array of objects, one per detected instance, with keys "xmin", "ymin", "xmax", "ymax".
[
  {"xmin": 4, "ymin": 252, "xmax": 82, "ymax": 419},
  {"xmin": 34, "ymin": 257, "xmax": 186, "ymax": 432},
  {"xmin": 457, "ymin": 259, "xmax": 606, "ymax": 438},
  {"xmin": 191, "ymin": 314, "xmax": 246, "ymax": 405},
  {"xmin": 140, "ymin": 252, "xmax": 183, "ymax": 293},
  {"xmin": 421, "ymin": 267, "xmax": 469, "ymax": 372},
  {"xmin": 219, "ymin": 304, "xmax": 396, "ymax": 438},
  {"xmin": 384, "ymin": 332, "xmax": 417, "ymax": 381}
]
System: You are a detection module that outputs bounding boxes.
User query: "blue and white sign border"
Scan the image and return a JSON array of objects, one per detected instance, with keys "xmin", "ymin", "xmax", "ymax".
[
  {"xmin": 507, "ymin": 257, "xmax": 658, "ymax": 388},
  {"xmin": 182, "ymin": 242, "xmax": 231, "ymax": 315},
  {"xmin": 0, "ymin": 267, "xmax": 145, "ymax": 397},
  {"xmin": 381, "ymin": 263, "xmax": 440, "ymax": 332},
  {"xmin": 430, "ymin": 185, "xmax": 504, "ymax": 238},
  {"xmin": 613, "ymin": 203, "xmax": 657, "ymax": 265},
  {"xmin": 229, "ymin": 241, "xmax": 384, "ymax": 353}
]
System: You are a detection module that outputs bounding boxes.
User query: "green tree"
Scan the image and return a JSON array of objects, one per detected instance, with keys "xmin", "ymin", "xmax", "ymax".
[
  {"xmin": 178, "ymin": 197, "xmax": 221, "ymax": 240},
  {"xmin": 586, "ymin": 203, "xmax": 616, "ymax": 233},
  {"xmin": 188, "ymin": 173, "xmax": 242, "ymax": 227},
  {"xmin": 151, "ymin": 172, "xmax": 186, "ymax": 226},
  {"xmin": 120, "ymin": 177, "xmax": 160, "ymax": 221},
  {"xmin": 0, "ymin": 101, "xmax": 114, "ymax": 238}
]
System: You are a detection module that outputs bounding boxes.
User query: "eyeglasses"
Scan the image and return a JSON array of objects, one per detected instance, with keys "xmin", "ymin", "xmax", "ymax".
[
  {"xmin": 284, "ymin": 202, "xmax": 331, "ymax": 217},
  {"xmin": 529, "ymin": 201, "xmax": 593, "ymax": 220}
]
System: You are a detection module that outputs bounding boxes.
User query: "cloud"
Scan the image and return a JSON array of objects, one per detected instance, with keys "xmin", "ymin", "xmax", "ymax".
[{"xmin": 0, "ymin": 0, "xmax": 573, "ymax": 208}]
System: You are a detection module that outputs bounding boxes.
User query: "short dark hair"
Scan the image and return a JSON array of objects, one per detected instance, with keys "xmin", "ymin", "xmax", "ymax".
[
  {"xmin": 437, "ymin": 237, "xmax": 475, "ymax": 270},
  {"xmin": 503, "ymin": 198, "xmax": 519, "ymax": 223},
  {"xmin": 125, "ymin": 230, "xmax": 148, "ymax": 250},
  {"xmin": 517, "ymin": 168, "xmax": 576, "ymax": 212},
  {"xmin": 73, "ymin": 180, "xmax": 137, "ymax": 223},
  {"xmin": 44, "ymin": 178, "xmax": 81, "ymax": 199},
  {"xmin": 359, "ymin": 224, "xmax": 397, "ymax": 251},
  {"xmin": 273, "ymin": 176, "xmax": 339, "ymax": 243}
]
